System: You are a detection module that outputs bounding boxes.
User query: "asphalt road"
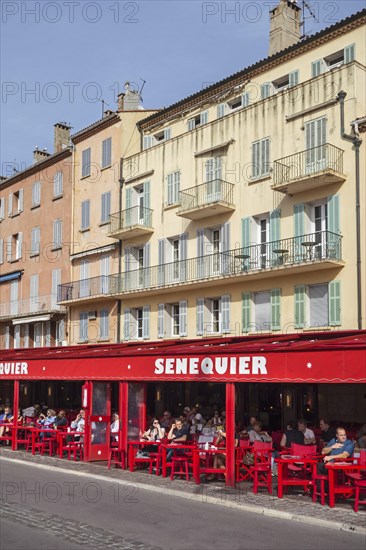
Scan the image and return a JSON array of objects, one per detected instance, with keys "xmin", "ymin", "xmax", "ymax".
[{"xmin": 0, "ymin": 459, "xmax": 364, "ymax": 550}]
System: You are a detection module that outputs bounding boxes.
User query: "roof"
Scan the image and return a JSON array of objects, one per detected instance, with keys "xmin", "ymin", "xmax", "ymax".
[{"xmin": 138, "ymin": 8, "xmax": 366, "ymax": 130}]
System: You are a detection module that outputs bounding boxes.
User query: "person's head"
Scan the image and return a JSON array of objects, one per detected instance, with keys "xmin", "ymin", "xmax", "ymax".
[
  {"xmin": 175, "ymin": 419, "xmax": 183, "ymax": 430},
  {"xmin": 80, "ymin": 410, "xmax": 85, "ymax": 418},
  {"xmin": 286, "ymin": 420, "xmax": 297, "ymax": 430},
  {"xmin": 213, "ymin": 410, "xmax": 220, "ymax": 418},
  {"xmin": 162, "ymin": 411, "xmax": 171, "ymax": 419},
  {"xmin": 4, "ymin": 406, "xmax": 11, "ymax": 414},
  {"xmin": 191, "ymin": 406, "xmax": 198, "ymax": 415},
  {"xmin": 183, "ymin": 407, "xmax": 190, "ymax": 416},
  {"xmin": 112, "ymin": 412, "xmax": 119, "ymax": 420},
  {"xmin": 34, "ymin": 404, "xmax": 41, "ymax": 411},
  {"xmin": 47, "ymin": 409, "xmax": 56, "ymax": 417},
  {"xmin": 336, "ymin": 427, "xmax": 347, "ymax": 442},
  {"xmin": 249, "ymin": 416, "xmax": 257, "ymax": 426},
  {"xmin": 151, "ymin": 418, "xmax": 160, "ymax": 428},
  {"xmin": 319, "ymin": 419, "xmax": 329, "ymax": 431},
  {"xmin": 298, "ymin": 420, "xmax": 307, "ymax": 434},
  {"xmin": 58, "ymin": 410, "xmax": 66, "ymax": 418},
  {"xmin": 253, "ymin": 421, "xmax": 262, "ymax": 433}
]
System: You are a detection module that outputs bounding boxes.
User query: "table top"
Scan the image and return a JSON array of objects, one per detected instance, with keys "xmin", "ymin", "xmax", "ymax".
[
  {"xmin": 275, "ymin": 455, "xmax": 319, "ymax": 463},
  {"xmin": 128, "ymin": 439, "xmax": 162, "ymax": 446},
  {"xmin": 326, "ymin": 462, "xmax": 364, "ymax": 470},
  {"xmin": 273, "ymin": 249, "xmax": 289, "ymax": 254},
  {"xmin": 194, "ymin": 447, "xmax": 226, "ymax": 454},
  {"xmin": 301, "ymin": 241, "xmax": 316, "ymax": 247}
]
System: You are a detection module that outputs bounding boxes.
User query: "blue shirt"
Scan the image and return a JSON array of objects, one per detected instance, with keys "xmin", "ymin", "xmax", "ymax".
[{"xmin": 327, "ymin": 437, "xmax": 354, "ymax": 458}]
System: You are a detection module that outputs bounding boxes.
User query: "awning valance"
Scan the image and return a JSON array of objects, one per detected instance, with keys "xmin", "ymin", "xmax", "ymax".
[{"xmin": 0, "ymin": 271, "xmax": 22, "ymax": 284}]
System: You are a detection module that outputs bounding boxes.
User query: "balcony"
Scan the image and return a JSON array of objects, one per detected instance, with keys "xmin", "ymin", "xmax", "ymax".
[
  {"xmin": 0, "ymin": 294, "xmax": 67, "ymax": 321},
  {"xmin": 58, "ymin": 231, "xmax": 342, "ymax": 302},
  {"xmin": 177, "ymin": 180, "xmax": 235, "ymax": 220},
  {"xmin": 272, "ymin": 144, "xmax": 346, "ymax": 194},
  {"xmin": 108, "ymin": 206, "xmax": 154, "ymax": 240}
]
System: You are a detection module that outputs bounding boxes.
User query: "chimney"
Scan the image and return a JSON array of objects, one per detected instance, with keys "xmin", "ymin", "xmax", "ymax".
[
  {"xmin": 269, "ymin": 0, "xmax": 301, "ymax": 57},
  {"xmin": 117, "ymin": 82, "xmax": 142, "ymax": 111},
  {"xmin": 54, "ymin": 122, "xmax": 71, "ymax": 153},
  {"xmin": 33, "ymin": 147, "xmax": 51, "ymax": 163}
]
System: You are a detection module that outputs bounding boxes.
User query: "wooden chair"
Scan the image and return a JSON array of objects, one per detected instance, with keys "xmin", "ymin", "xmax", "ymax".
[{"xmin": 250, "ymin": 442, "xmax": 273, "ymax": 495}]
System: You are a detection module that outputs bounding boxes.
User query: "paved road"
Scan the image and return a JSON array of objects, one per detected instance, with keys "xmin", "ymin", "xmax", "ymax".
[{"xmin": 0, "ymin": 460, "xmax": 364, "ymax": 550}]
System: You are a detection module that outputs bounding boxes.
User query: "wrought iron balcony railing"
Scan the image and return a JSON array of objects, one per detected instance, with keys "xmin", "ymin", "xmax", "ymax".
[
  {"xmin": 0, "ymin": 293, "xmax": 67, "ymax": 319},
  {"xmin": 178, "ymin": 180, "xmax": 234, "ymax": 214},
  {"xmin": 58, "ymin": 231, "xmax": 342, "ymax": 302},
  {"xmin": 108, "ymin": 205, "xmax": 153, "ymax": 236},
  {"xmin": 273, "ymin": 144, "xmax": 344, "ymax": 187}
]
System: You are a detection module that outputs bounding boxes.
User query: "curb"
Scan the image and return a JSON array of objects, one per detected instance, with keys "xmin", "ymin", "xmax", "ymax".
[{"xmin": 1, "ymin": 455, "xmax": 365, "ymax": 536}]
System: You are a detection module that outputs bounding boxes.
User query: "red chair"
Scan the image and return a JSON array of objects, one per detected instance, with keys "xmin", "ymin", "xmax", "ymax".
[
  {"xmin": 108, "ymin": 443, "xmax": 125, "ymax": 470},
  {"xmin": 346, "ymin": 450, "xmax": 366, "ymax": 483},
  {"xmin": 251, "ymin": 442, "xmax": 273, "ymax": 495},
  {"xmin": 353, "ymin": 478, "xmax": 366, "ymax": 512},
  {"xmin": 287, "ymin": 444, "xmax": 317, "ymax": 478},
  {"xmin": 312, "ymin": 463, "xmax": 328, "ymax": 505},
  {"xmin": 236, "ymin": 440, "xmax": 252, "ymax": 482},
  {"xmin": 170, "ymin": 445, "xmax": 195, "ymax": 481}
]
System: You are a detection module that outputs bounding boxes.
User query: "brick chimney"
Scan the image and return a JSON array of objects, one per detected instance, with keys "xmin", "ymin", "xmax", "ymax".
[
  {"xmin": 33, "ymin": 148, "xmax": 51, "ymax": 163},
  {"xmin": 54, "ymin": 122, "xmax": 71, "ymax": 153},
  {"xmin": 269, "ymin": 0, "xmax": 301, "ymax": 57},
  {"xmin": 117, "ymin": 82, "xmax": 142, "ymax": 111}
]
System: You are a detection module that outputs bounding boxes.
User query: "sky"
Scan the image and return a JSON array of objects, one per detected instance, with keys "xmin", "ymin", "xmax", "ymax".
[{"xmin": 1, "ymin": 0, "xmax": 365, "ymax": 171}]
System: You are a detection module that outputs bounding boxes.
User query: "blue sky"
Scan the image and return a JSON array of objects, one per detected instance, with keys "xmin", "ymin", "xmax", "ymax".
[{"xmin": 1, "ymin": 0, "xmax": 364, "ymax": 171}]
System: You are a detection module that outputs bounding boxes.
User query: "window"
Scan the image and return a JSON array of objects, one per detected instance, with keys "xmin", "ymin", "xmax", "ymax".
[
  {"xmin": 242, "ymin": 289, "xmax": 280, "ymax": 333},
  {"xmin": 166, "ymin": 171, "xmax": 180, "ymax": 205},
  {"xmin": 52, "ymin": 219, "xmax": 62, "ymax": 249},
  {"xmin": 51, "ymin": 269, "xmax": 61, "ymax": 308},
  {"xmin": 82, "ymin": 148, "xmax": 91, "ymax": 177},
  {"xmin": 159, "ymin": 301, "xmax": 187, "ymax": 337},
  {"xmin": 261, "ymin": 83, "xmax": 273, "ymax": 99},
  {"xmin": 143, "ymin": 129, "xmax": 172, "ymax": 149},
  {"xmin": 79, "ymin": 260, "xmax": 90, "ymax": 298},
  {"xmin": 79, "ymin": 312, "xmax": 88, "ymax": 342},
  {"xmin": 188, "ymin": 110, "xmax": 208, "ymax": 130},
  {"xmin": 53, "ymin": 171, "xmax": 63, "ymax": 197},
  {"xmin": 196, "ymin": 295, "xmax": 230, "ymax": 335},
  {"xmin": 14, "ymin": 325, "xmax": 20, "ymax": 349},
  {"xmin": 55, "ymin": 319, "xmax": 65, "ymax": 346},
  {"xmin": 32, "ymin": 181, "xmax": 41, "ymax": 207},
  {"xmin": 8, "ymin": 189, "xmax": 23, "ymax": 216},
  {"xmin": 0, "ymin": 238, "xmax": 3, "ymax": 264},
  {"xmin": 102, "ymin": 138, "xmax": 112, "ymax": 169},
  {"xmin": 217, "ymin": 92, "xmax": 250, "ymax": 118},
  {"xmin": 311, "ymin": 44, "xmax": 355, "ymax": 77},
  {"xmin": 0, "ymin": 197, "xmax": 4, "ymax": 220},
  {"xmin": 252, "ymin": 138, "xmax": 270, "ymax": 179},
  {"xmin": 272, "ymin": 70, "xmax": 299, "ymax": 92},
  {"xmin": 294, "ymin": 281, "xmax": 341, "ymax": 328},
  {"xmin": 10, "ymin": 280, "xmax": 19, "ymax": 316},
  {"xmin": 34, "ymin": 322, "xmax": 42, "ymax": 348},
  {"xmin": 99, "ymin": 309, "xmax": 109, "ymax": 339},
  {"xmin": 4, "ymin": 326, "xmax": 10, "ymax": 349},
  {"xmin": 81, "ymin": 200, "xmax": 90, "ymax": 230},
  {"xmin": 101, "ymin": 191, "xmax": 111, "ymax": 224},
  {"xmin": 305, "ymin": 117, "xmax": 327, "ymax": 171},
  {"xmin": 30, "ymin": 274, "xmax": 39, "ymax": 312},
  {"xmin": 7, "ymin": 233, "xmax": 23, "ymax": 261},
  {"xmin": 124, "ymin": 306, "xmax": 150, "ymax": 340},
  {"xmin": 31, "ymin": 227, "xmax": 40, "ymax": 256}
]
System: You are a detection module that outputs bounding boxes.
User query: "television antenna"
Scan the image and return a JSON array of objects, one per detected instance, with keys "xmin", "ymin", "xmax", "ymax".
[{"xmin": 300, "ymin": 0, "xmax": 318, "ymax": 39}]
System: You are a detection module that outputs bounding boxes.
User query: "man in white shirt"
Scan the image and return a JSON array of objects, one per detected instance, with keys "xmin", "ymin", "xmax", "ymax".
[
  {"xmin": 298, "ymin": 419, "xmax": 316, "ymax": 445},
  {"xmin": 71, "ymin": 410, "xmax": 85, "ymax": 433}
]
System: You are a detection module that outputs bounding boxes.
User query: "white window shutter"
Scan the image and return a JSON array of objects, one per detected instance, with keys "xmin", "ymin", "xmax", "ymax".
[
  {"xmin": 179, "ymin": 300, "xmax": 187, "ymax": 336},
  {"xmin": 8, "ymin": 194, "xmax": 13, "ymax": 216},
  {"xmin": 221, "ymin": 295, "xmax": 230, "ymax": 333},
  {"xmin": 201, "ymin": 111, "xmax": 208, "ymax": 125},
  {"xmin": 188, "ymin": 118, "xmax": 195, "ymax": 131},
  {"xmin": 6, "ymin": 235, "xmax": 12, "ymax": 261},
  {"xmin": 158, "ymin": 304, "xmax": 165, "ymax": 338},
  {"xmin": 196, "ymin": 299, "xmax": 204, "ymax": 336},
  {"xmin": 0, "ymin": 197, "xmax": 4, "ymax": 219},
  {"xmin": 142, "ymin": 305, "xmax": 150, "ymax": 339},
  {"xmin": 164, "ymin": 128, "xmax": 171, "ymax": 140},
  {"xmin": 217, "ymin": 103, "xmax": 226, "ymax": 118},
  {"xmin": 0, "ymin": 238, "xmax": 3, "ymax": 264},
  {"xmin": 17, "ymin": 232, "xmax": 23, "ymax": 259},
  {"xmin": 124, "ymin": 308, "xmax": 131, "ymax": 341}
]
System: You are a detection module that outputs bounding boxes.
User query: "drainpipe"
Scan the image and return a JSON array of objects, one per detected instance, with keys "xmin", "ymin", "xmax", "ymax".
[
  {"xmin": 336, "ymin": 91, "xmax": 363, "ymax": 330},
  {"xmin": 116, "ymin": 157, "xmax": 124, "ymax": 343}
]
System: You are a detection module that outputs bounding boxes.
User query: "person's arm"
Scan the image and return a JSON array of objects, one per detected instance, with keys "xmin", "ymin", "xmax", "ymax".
[
  {"xmin": 280, "ymin": 433, "xmax": 287, "ymax": 448},
  {"xmin": 70, "ymin": 417, "xmax": 78, "ymax": 429},
  {"xmin": 261, "ymin": 431, "xmax": 272, "ymax": 442},
  {"xmin": 323, "ymin": 450, "xmax": 350, "ymax": 462},
  {"xmin": 168, "ymin": 424, "xmax": 175, "ymax": 440},
  {"xmin": 157, "ymin": 426, "xmax": 165, "ymax": 439},
  {"xmin": 322, "ymin": 438, "xmax": 337, "ymax": 455},
  {"xmin": 174, "ymin": 433, "xmax": 187, "ymax": 442}
]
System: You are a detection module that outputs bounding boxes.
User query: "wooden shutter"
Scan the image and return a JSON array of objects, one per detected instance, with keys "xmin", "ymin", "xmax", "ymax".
[
  {"xmin": 179, "ymin": 300, "xmax": 187, "ymax": 336},
  {"xmin": 124, "ymin": 308, "xmax": 131, "ymax": 341},
  {"xmin": 17, "ymin": 232, "xmax": 23, "ymax": 259},
  {"xmin": 158, "ymin": 304, "xmax": 165, "ymax": 338},
  {"xmin": 201, "ymin": 111, "xmax": 208, "ymax": 125},
  {"xmin": 217, "ymin": 103, "xmax": 226, "ymax": 118},
  {"xmin": 294, "ymin": 285, "xmax": 305, "ymax": 328},
  {"xmin": 221, "ymin": 295, "xmax": 230, "ymax": 334},
  {"xmin": 270, "ymin": 288, "xmax": 281, "ymax": 330},
  {"xmin": 18, "ymin": 188, "xmax": 24, "ymax": 211},
  {"xmin": 51, "ymin": 269, "xmax": 61, "ymax": 308},
  {"xmin": 344, "ymin": 44, "xmax": 355, "ymax": 64},
  {"xmin": 0, "ymin": 197, "xmax": 4, "ymax": 220},
  {"xmin": 196, "ymin": 298, "xmax": 204, "ymax": 336},
  {"xmin": 8, "ymin": 194, "xmax": 13, "ymax": 216},
  {"xmin": 125, "ymin": 187, "xmax": 132, "ymax": 225},
  {"xmin": 188, "ymin": 118, "xmax": 195, "ymax": 131},
  {"xmin": 142, "ymin": 306, "xmax": 150, "ymax": 339},
  {"xmin": 242, "ymin": 292, "xmax": 251, "ymax": 333},
  {"xmin": 164, "ymin": 128, "xmax": 171, "ymax": 140},
  {"xmin": 311, "ymin": 60, "xmax": 323, "ymax": 77},
  {"xmin": 242, "ymin": 92, "xmax": 250, "ymax": 107},
  {"xmin": 327, "ymin": 194, "xmax": 340, "ymax": 234},
  {"xmin": 289, "ymin": 70, "xmax": 299, "ymax": 88},
  {"xmin": 329, "ymin": 281, "xmax": 341, "ymax": 326}
]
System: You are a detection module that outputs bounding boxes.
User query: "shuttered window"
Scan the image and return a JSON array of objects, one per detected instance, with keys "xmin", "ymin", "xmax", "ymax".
[
  {"xmin": 0, "ymin": 238, "xmax": 3, "ymax": 264},
  {"xmin": 10, "ymin": 280, "xmax": 19, "ymax": 315},
  {"xmin": 101, "ymin": 191, "xmax": 111, "ymax": 224},
  {"xmin": 79, "ymin": 312, "xmax": 88, "ymax": 342},
  {"xmin": 179, "ymin": 300, "xmax": 187, "ymax": 337},
  {"xmin": 143, "ymin": 305, "xmax": 150, "ymax": 339},
  {"xmin": 0, "ymin": 197, "xmax": 4, "ymax": 220},
  {"xmin": 261, "ymin": 83, "xmax": 272, "ymax": 99},
  {"xmin": 82, "ymin": 148, "xmax": 91, "ymax": 177},
  {"xmin": 158, "ymin": 304, "xmax": 165, "ymax": 338},
  {"xmin": 329, "ymin": 281, "xmax": 341, "ymax": 326},
  {"xmin": 167, "ymin": 171, "xmax": 180, "ymax": 205},
  {"xmin": 51, "ymin": 269, "xmax": 61, "ymax": 308},
  {"xmin": 32, "ymin": 181, "xmax": 41, "ymax": 207},
  {"xmin": 311, "ymin": 60, "xmax": 324, "ymax": 77},
  {"xmin": 102, "ymin": 138, "xmax": 112, "ymax": 169},
  {"xmin": 252, "ymin": 138, "xmax": 270, "ymax": 179},
  {"xmin": 309, "ymin": 284, "xmax": 328, "ymax": 327},
  {"xmin": 221, "ymin": 295, "xmax": 230, "ymax": 334},
  {"xmin": 30, "ymin": 275, "xmax": 39, "ymax": 312},
  {"xmin": 294, "ymin": 285, "xmax": 305, "ymax": 328},
  {"xmin": 99, "ymin": 309, "xmax": 109, "ymax": 339},
  {"xmin": 344, "ymin": 44, "xmax": 355, "ymax": 64},
  {"xmin": 289, "ymin": 70, "xmax": 299, "ymax": 88},
  {"xmin": 254, "ymin": 291, "xmax": 271, "ymax": 331},
  {"xmin": 31, "ymin": 227, "xmax": 40, "ymax": 256},
  {"xmin": 196, "ymin": 298, "xmax": 204, "ymax": 336},
  {"xmin": 53, "ymin": 219, "xmax": 62, "ymax": 249},
  {"xmin": 124, "ymin": 308, "xmax": 131, "ymax": 341},
  {"xmin": 54, "ymin": 171, "xmax": 63, "ymax": 197},
  {"xmin": 217, "ymin": 103, "xmax": 226, "ymax": 118},
  {"xmin": 81, "ymin": 200, "xmax": 90, "ymax": 230}
]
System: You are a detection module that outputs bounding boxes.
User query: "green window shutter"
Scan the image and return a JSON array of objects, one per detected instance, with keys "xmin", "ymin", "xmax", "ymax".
[
  {"xmin": 270, "ymin": 288, "xmax": 281, "ymax": 330},
  {"xmin": 294, "ymin": 203, "xmax": 305, "ymax": 236},
  {"xmin": 188, "ymin": 118, "xmax": 195, "ymax": 131},
  {"xmin": 217, "ymin": 103, "xmax": 226, "ymax": 118},
  {"xmin": 327, "ymin": 194, "xmax": 340, "ymax": 234},
  {"xmin": 344, "ymin": 44, "xmax": 355, "ymax": 64},
  {"xmin": 241, "ymin": 217, "xmax": 251, "ymax": 252},
  {"xmin": 242, "ymin": 92, "xmax": 250, "ymax": 107},
  {"xmin": 270, "ymin": 209, "xmax": 281, "ymax": 242},
  {"xmin": 242, "ymin": 292, "xmax": 251, "ymax": 333},
  {"xmin": 294, "ymin": 285, "xmax": 306, "ymax": 328},
  {"xmin": 329, "ymin": 281, "xmax": 341, "ymax": 326},
  {"xmin": 289, "ymin": 70, "xmax": 299, "ymax": 88},
  {"xmin": 311, "ymin": 60, "xmax": 323, "ymax": 78},
  {"xmin": 143, "ymin": 180, "xmax": 151, "ymax": 226},
  {"xmin": 125, "ymin": 187, "xmax": 132, "ymax": 226}
]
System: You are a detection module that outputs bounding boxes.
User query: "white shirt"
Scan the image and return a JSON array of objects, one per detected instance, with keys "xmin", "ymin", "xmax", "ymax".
[{"xmin": 304, "ymin": 428, "xmax": 315, "ymax": 440}]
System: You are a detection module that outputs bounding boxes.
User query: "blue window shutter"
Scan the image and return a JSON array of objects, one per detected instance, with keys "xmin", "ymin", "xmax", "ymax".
[
  {"xmin": 217, "ymin": 103, "xmax": 226, "ymax": 118},
  {"xmin": 294, "ymin": 204, "xmax": 305, "ymax": 236},
  {"xmin": 142, "ymin": 306, "xmax": 150, "ymax": 339},
  {"xmin": 242, "ymin": 292, "xmax": 251, "ymax": 333},
  {"xmin": 196, "ymin": 299, "xmax": 204, "ymax": 336},
  {"xmin": 269, "ymin": 209, "xmax": 281, "ymax": 242},
  {"xmin": 221, "ymin": 294, "xmax": 230, "ymax": 334},
  {"xmin": 201, "ymin": 111, "xmax": 208, "ymax": 125},
  {"xmin": 311, "ymin": 60, "xmax": 323, "ymax": 78},
  {"xmin": 344, "ymin": 44, "xmax": 355, "ymax": 64},
  {"xmin": 329, "ymin": 281, "xmax": 341, "ymax": 325},
  {"xmin": 158, "ymin": 304, "xmax": 165, "ymax": 338},
  {"xmin": 270, "ymin": 288, "xmax": 281, "ymax": 330},
  {"xmin": 164, "ymin": 128, "xmax": 171, "ymax": 140},
  {"xmin": 261, "ymin": 83, "xmax": 271, "ymax": 99},
  {"xmin": 143, "ymin": 135, "xmax": 152, "ymax": 150},
  {"xmin": 327, "ymin": 194, "xmax": 340, "ymax": 234},
  {"xmin": 188, "ymin": 118, "xmax": 195, "ymax": 131},
  {"xmin": 289, "ymin": 70, "xmax": 299, "ymax": 88},
  {"xmin": 179, "ymin": 300, "xmax": 187, "ymax": 336},
  {"xmin": 242, "ymin": 92, "xmax": 250, "ymax": 107},
  {"xmin": 294, "ymin": 285, "xmax": 306, "ymax": 328},
  {"xmin": 124, "ymin": 308, "xmax": 131, "ymax": 341}
]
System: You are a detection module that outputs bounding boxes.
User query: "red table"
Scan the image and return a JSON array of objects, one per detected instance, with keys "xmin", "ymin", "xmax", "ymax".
[
  {"xmin": 325, "ymin": 462, "xmax": 365, "ymax": 508},
  {"xmin": 160, "ymin": 442, "xmax": 197, "ymax": 478},
  {"xmin": 192, "ymin": 447, "xmax": 227, "ymax": 484},
  {"xmin": 57, "ymin": 430, "xmax": 83, "ymax": 458},
  {"xmin": 275, "ymin": 455, "xmax": 320, "ymax": 498},
  {"xmin": 128, "ymin": 440, "xmax": 162, "ymax": 472}
]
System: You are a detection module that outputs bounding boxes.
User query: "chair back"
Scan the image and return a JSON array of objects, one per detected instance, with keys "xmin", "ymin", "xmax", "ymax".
[
  {"xmin": 252, "ymin": 441, "xmax": 272, "ymax": 466},
  {"xmin": 252, "ymin": 441, "xmax": 272, "ymax": 451},
  {"xmin": 239, "ymin": 439, "xmax": 251, "ymax": 449},
  {"xmin": 357, "ymin": 449, "xmax": 366, "ymax": 466},
  {"xmin": 291, "ymin": 443, "xmax": 317, "ymax": 456}
]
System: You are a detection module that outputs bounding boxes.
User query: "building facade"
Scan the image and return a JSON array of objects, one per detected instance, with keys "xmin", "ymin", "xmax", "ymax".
[
  {"xmin": 58, "ymin": 6, "xmax": 366, "ymax": 345},
  {"xmin": 0, "ymin": 124, "xmax": 72, "ymax": 348}
]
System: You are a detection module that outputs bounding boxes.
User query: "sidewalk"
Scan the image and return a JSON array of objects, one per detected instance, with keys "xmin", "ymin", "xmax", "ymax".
[{"xmin": 1, "ymin": 447, "xmax": 365, "ymax": 535}]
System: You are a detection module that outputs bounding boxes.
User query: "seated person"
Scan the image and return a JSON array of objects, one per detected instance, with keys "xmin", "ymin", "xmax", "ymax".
[
  {"xmin": 69, "ymin": 410, "xmax": 85, "ymax": 441},
  {"xmin": 38, "ymin": 409, "xmax": 56, "ymax": 428},
  {"xmin": 167, "ymin": 419, "xmax": 190, "ymax": 460},
  {"xmin": 316, "ymin": 427, "xmax": 354, "ymax": 487},
  {"xmin": 110, "ymin": 412, "xmax": 120, "ymax": 442},
  {"xmin": 209, "ymin": 410, "xmax": 223, "ymax": 427},
  {"xmin": 298, "ymin": 419, "xmax": 316, "ymax": 445},
  {"xmin": 249, "ymin": 421, "xmax": 272, "ymax": 443},
  {"xmin": 0, "ymin": 406, "xmax": 13, "ymax": 438},
  {"xmin": 160, "ymin": 410, "xmax": 173, "ymax": 430},
  {"xmin": 142, "ymin": 418, "xmax": 165, "ymax": 452},
  {"xmin": 207, "ymin": 428, "xmax": 238, "ymax": 480},
  {"xmin": 319, "ymin": 419, "xmax": 336, "ymax": 446},
  {"xmin": 280, "ymin": 420, "xmax": 305, "ymax": 448},
  {"xmin": 355, "ymin": 424, "xmax": 366, "ymax": 450},
  {"xmin": 54, "ymin": 410, "xmax": 67, "ymax": 429}
]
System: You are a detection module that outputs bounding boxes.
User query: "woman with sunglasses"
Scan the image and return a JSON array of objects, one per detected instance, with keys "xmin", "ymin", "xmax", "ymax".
[{"xmin": 142, "ymin": 418, "xmax": 166, "ymax": 452}]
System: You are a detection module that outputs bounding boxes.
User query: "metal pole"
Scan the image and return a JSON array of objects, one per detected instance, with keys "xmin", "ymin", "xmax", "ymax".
[
  {"xmin": 12, "ymin": 380, "xmax": 19, "ymax": 451},
  {"xmin": 225, "ymin": 382, "xmax": 236, "ymax": 487}
]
